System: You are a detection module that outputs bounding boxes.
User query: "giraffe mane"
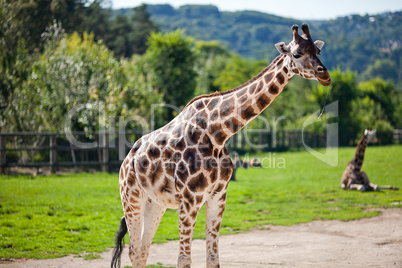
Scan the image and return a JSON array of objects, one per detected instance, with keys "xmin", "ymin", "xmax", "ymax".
[{"xmin": 185, "ymin": 55, "xmax": 283, "ymax": 108}]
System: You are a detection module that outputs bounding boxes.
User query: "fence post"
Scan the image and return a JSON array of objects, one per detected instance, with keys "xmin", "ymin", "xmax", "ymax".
[
  {"xmin": 100, "ymin": 133, "xmax": 109, "ymax": 172},
  {"xmin": 50, "ymin": 135, "xmax": 57, "ymax": 174},
  {"xmin": 0, "ymin": 135, "xmax": 6, "ymax": 175}
]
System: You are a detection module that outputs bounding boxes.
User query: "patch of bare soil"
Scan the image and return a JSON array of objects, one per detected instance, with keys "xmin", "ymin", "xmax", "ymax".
[{"xmin": 1, "ymin": 208, "xmax": 401, "ymax": 268}]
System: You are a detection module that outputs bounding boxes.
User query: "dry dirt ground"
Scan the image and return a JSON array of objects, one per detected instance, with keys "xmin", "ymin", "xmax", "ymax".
[{"xmin": 1, "ymin": 208, "xmax": 401, "ymax": 268}]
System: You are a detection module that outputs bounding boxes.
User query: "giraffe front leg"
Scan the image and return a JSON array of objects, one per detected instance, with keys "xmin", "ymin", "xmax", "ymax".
[
  {"xmin": 348, "ymin": 183, "xmax": 364, "ymax": 191},
  {"xmin": 205, "ymin": 190, "xmax": 227, "ymax": 268},
  {"xmin": 177, "ymin": 199, "xmax": 201, "ymax": 268}
]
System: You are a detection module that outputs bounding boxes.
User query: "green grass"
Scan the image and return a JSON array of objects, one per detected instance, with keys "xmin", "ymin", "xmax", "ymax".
[
  {"xmin": 0, "ymin": 145, "xmax": 401, "ymax": 260},
  {"xmin": 82, "ymin": 253, "xmax": 101, "ymax": 260}
]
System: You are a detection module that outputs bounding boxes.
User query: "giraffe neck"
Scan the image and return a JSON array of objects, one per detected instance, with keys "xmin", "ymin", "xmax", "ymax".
[
  {"xmin": 182, "ymin": 54, "xmax": 294, "ymax": 149},
  {"xmin": 351, "ymin": 135, "xmax": 369, "ymax": 170},
  {"xmin": 216, "ymin": 54, "xmax": 293, "ymax": 142}
]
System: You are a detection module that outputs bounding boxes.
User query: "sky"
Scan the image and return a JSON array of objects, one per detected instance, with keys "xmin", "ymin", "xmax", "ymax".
[{"xmin": 111, "ymin": 0, "xmax": 402, "ymax": 20}]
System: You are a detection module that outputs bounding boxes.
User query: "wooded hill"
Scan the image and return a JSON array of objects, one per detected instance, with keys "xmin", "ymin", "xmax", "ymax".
[{"xmin": 114, "ymin": 5, "xmax": 402, "ymax": 85}]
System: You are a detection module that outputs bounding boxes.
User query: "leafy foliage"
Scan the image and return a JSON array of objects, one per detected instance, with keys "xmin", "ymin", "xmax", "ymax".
[
  {"xmin": 145, "ymin": 30, "xmax": 197, "ymax": 124},
  {"xmin": 2, "ymin": 24, "xmax": 160, "ymax": 134},
  {"xmin": 106, "ymin": 4, "xmax": 158, "ymax": 58}
]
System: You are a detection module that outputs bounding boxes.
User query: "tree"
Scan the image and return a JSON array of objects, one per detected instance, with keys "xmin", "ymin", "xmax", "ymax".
[
  {"xmin": 104, "ymin": 4, "xmax": 158, "ymax": 58},
  {"xmin": 81, "ymin": 0, "xmax": 111, "ymax": 40},
  {"xmin": 358, "ymin": 78, "xmax": 399, "ymax": 127},
  {"xmin": 130, "ymin": 4, "xmax": 159, "ymax": 55},
  {"xmin": 107, "ymin": 15, "xmax": 133, "ymax": 58},
  {"xmin": 311, "ymin": 69, "xmax": 360, "ymax": 145},
  {"xmin": 146, "ymin": 30, "xmax": 197, "ymax": 124},
  {"xmin": 0, "ymin": 0, "xmax": 109, "ymax": 131},
  {"xmin": 360, "ymin": 59, "xmax": 399, "ymax": 85},
  {"xmin": 194, "ymin": 41, "xmax": 231, "ymax": 95},
  {"xmin": 4, "ymin": 26, "xmax": 161, "ymax": 135},
  {"xmin": 213, "ymin": 54, "xmax": 266, "ymax": 91}
]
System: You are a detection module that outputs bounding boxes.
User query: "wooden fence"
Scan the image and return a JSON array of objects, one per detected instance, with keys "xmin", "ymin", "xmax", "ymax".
[
  {"xmin": 1, "ymin": 129, "xmax": 400, "ymax": 174},
  {"xmin": 0, "ymin": 131, "xmax": 144, "ymax": 174}
]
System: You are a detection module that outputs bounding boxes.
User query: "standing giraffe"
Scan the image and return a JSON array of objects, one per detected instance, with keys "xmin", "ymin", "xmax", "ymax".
[
  {"xmin": 341, "ymin": 129, "xmax": 399, "ymax": 192},
  {"xmin": 111, "ymin": 24, "xmax": 332, "ymax": 268}
]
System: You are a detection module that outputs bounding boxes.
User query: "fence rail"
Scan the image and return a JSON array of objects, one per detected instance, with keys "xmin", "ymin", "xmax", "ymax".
[{"xmin": 0, "ymin": 129, "xmax": 400, "ymax": 174}]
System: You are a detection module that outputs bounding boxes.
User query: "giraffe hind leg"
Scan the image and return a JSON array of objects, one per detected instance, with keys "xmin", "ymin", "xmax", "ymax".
[
  {"xmin": 121, "ymin": 168, "xmax": 147, "ymax": 267},
  {"xmin": 140, "ymin": 199, "xmax": 166, "ymax": 263}
]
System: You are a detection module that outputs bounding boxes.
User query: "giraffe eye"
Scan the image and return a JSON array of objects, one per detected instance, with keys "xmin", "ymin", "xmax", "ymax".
[{"xmin": 293, "ymin": 52, "xmax": 302, "ymax": 59}]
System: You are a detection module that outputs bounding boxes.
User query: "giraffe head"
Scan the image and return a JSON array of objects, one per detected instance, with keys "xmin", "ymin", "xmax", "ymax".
[
  {"xmin": 364, "ymin": 129, "xmax": 378, "ymax": 143},
  {"xmin": 275, "ymin": 24, "xmax": 332, "ymax": 86}
]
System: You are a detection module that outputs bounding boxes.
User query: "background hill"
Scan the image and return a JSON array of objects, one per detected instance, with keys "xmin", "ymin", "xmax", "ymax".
[{"xmin": 114, "ymin": 5, "xmax": 402, "ymax": 84}]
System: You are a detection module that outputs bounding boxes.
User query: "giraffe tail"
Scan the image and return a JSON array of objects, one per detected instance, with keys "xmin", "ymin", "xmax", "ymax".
[{"xmin": 111, "ymin": 216, "xmax": 128, "ymax": 268}]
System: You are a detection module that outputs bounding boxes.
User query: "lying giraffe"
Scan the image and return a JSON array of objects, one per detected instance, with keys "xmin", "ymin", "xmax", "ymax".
[
  {"xmin": 341, "ymin": 129, "xmax": 399, "ymax": 192},
  {"xmin": 230, "ymin": 152, "xmax": 261, "ymax": 181},
  {"xmin": 111, "ymin": 24, "xmax": 332, "ymax": 268}
]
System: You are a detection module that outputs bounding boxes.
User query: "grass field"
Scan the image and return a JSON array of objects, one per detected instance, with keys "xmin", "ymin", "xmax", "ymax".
[{"xmin": 0, "ymin": 145, "xmax": 401, "ymax": 260}]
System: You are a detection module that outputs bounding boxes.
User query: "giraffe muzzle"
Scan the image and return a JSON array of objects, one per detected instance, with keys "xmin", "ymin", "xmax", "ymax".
[{"xmin": 317, "ymin": 77, "xmax": 332, "ymax": 86}]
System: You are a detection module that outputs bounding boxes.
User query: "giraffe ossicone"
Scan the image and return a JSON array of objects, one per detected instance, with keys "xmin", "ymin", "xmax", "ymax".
[{"xmin": 111, "ymin": 23, "xmax": 332, "ymax": 268}]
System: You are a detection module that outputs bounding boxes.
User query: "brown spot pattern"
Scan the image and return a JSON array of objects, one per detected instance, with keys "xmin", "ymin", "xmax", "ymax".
[
  {"xmin": 241, "ymin": 106, "xmax": 257, "ymax": 120},
  {"xmin": 172, "ymin": 126, "xmax": 182, "ymax": 137},
  {"xmin": 239, "ymin": 95, "xmax": 248, "ymax": 104},
  {"xmin": 256, "ymin": 81, "xmax": 263, "ymax": 93},
  {"xmin": 249, "ymin": 83, "xmax": 256, "ymax": 94},
  {"xmin": 131, "ymin": 139, "xmax": 142, "ymax": 155},
  {"xmin": 170, "ymin": 138, "xmax": 185, "ymax": 151},
  {"xmin": 159, "ymin": 179, "xmax": 172, "ymax": 194},
  {"xmin": 187, "ymin": 125, "xmax": 201, "ymax": 146},
  {"xmin": 209, "ymin": 123, "xmax": 227, "ymax": 145},
  {"xmin": 184, "ymin": 148, "xmax": 201, "ymax": 174},
  {"xmin": 188, "ymin": 173, "xmax": 208, "ymax": 193},
  {"xmin": 148, "ymin": 144, "xmax": 161, "ymax": 158},
  {"xmin": 207, "ymin": 98, "xmax": 220, "ymax": 110},
  {"xmin": 194, "ymin": 100, "xmax": 205, "ymax": 110},
  {"xmin": 150, "ymin": 161, "xmax": 163, "ymax": 185},
  {"xmin": 256, "ymin": 93, "xmax": 271, "ymax": 110},
  {"xmin": 194, "ymin": 110, "xmax": 208, "ymax": 129},
  {"xmin": 127, "ymin": 173, "xmax": 136, "ymax": 187},
  {"xmin": 220, "ymin": 99, "xmax": 234, "ymax": 117},
  {"xmin": 276, "ymin": 72, "xmax": 285, "ymax": 85},
  {"xmin": 177, "ymin": 161, "xmax": 189, "ymax": 183},
  {"xmin": 268, "ymin": 84, "xmax": 279, "ymax": 95},
  {"xmin": 264, "ymin": 72, "xmax": 274, "ymax": 83},
  {"xmin": 199, "ymin": 135, "xmax": 214, "ymax": 157},
  {"xmin": 225, "ymin": 117, "xmax": 242, "ymax": 133},
  {"xmin": 155, "ymin": 134, "xmax": 168, "ymax": 147},
  {"xmin": 138, "ymin": 156, "xmax": 149, "ymax": 173}
]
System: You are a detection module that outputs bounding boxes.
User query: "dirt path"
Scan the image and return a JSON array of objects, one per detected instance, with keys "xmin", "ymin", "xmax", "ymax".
[{"xmin": 1, "ymin": 208, "xmax": 401, "ymax": 268}]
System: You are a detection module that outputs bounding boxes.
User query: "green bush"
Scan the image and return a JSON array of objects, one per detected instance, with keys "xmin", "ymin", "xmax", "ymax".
[{"xmin": 374, "ymin": 120, "xmax": 394, "ymax": 144}]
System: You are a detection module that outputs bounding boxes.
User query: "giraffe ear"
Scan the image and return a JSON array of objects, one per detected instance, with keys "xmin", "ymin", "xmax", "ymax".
[
  {"xmin": 275, "ymin": 42, "xmax": 290, "ymax": 54},
  {"xmin": 364, "ymin": 129, "xmax": 369, "ymax": 135},
  {"xmin": 314, "ymin": 40, "xmax": 325, "ymax": 50}
]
